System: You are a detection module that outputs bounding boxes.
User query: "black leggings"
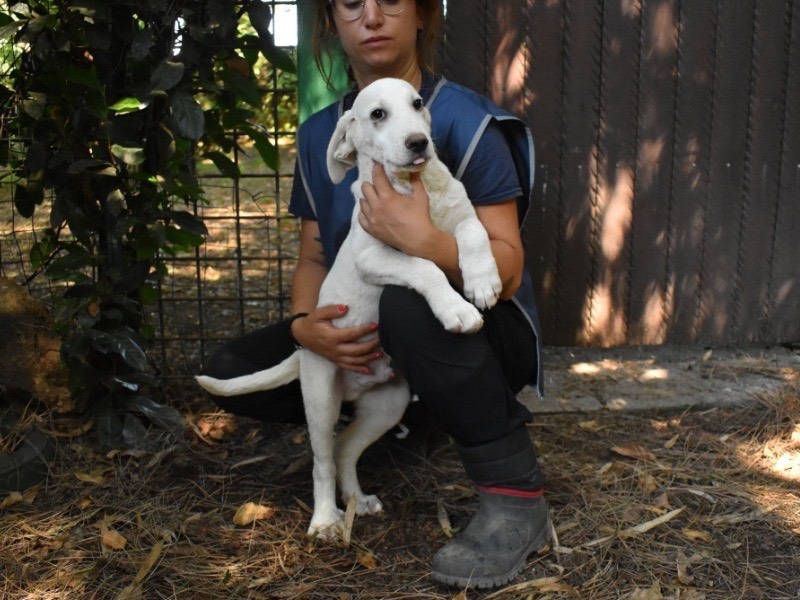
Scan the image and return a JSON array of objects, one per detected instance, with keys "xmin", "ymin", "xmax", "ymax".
[{"xmin": 201, "ymin": 285, "xmax": 537, "ymax": 447}]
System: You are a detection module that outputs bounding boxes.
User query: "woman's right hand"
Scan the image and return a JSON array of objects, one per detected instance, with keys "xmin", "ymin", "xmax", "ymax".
[{"xmin": 290, "ymin": 304, "xmax": 383, "ymax": 375}]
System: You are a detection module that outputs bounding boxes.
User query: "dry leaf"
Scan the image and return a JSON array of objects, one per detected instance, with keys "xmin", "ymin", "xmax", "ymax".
[
  {"xmin": 611, "ymin": 444, "xmax": 657, "ymax": 462},
  {"xmin": 676, "ymin": 550, "xmax": 695, "ymax": 585},
  {"xmin": 637, "ymin": 473, "xmax": 659, "ymax": 495},
  {"xmin": 0, "ymin": 492, "xmax": 24, "ymax": 509},
  {"xmin": 579, "ymin": 420, "xmax": 602, "ymax": 432},
  {"xmin": 437, "ymin": 499, "xmax": 454, "ymax": 538},
  {"xmin": 356, "ymin": 548, "xmax": 378, "ymax": 569},
  {"xmin": 486, "ymin": 575, "xmax": 577, "ymax": 598},
  {"xmin": 664, "ymin": 433, "xmax": 680, "ymax": 449},
  {"xmin": 452, "ymin": 593, "xmax": 468, "ymax": 600},
  {"xmin": 101, "ymin": 528, "xmax": 128, "ymax": 550},
  {"xmin": 630, "ymin": 581, "xmax": 663, "ymax": 600},
  {"xmin": 133, "ymin": 539, "xmax": 165, "ymax": 585},
  {"xmin": 76, "ymin": 469, "xmax": 108, "ymax": 484},
  {"xmin": 233, "ymin": 502, "xmax": 275, "ymax": 526},
  {"xmin": 682, "ymin": 528, "xmax": 712, "ymax": 543}
]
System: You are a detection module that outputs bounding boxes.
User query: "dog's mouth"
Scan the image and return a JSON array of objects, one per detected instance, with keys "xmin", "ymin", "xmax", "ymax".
[{"xmin": 403, "ymin": 155, "xmax": 429, "ymax": 170}]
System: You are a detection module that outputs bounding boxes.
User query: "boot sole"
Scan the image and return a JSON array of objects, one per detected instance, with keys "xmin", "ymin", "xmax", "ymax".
[{"xmin": 431, "ymin": 514, "xmax": 552, "ymax": 589}]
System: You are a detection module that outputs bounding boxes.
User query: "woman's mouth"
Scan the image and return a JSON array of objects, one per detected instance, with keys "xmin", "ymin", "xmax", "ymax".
[{"xmin": 363, "ymin": 37, "xmax": 390, "ymax": 48}]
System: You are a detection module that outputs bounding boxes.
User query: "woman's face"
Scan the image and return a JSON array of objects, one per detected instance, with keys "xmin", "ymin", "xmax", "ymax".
[{"xmin": 331, "ymin": 0, "xmax": 424, "ymax": 88}]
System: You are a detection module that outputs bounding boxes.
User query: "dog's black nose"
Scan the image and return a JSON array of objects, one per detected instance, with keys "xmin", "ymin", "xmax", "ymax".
[{"xmin": 405, "ymin": 134, "xmax": 429, "ymax": 153}]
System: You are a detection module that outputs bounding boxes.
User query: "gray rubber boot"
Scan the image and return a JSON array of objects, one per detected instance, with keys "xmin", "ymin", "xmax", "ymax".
[
  {"xmin": 431, "ymin": 427, "xmax": 550, "ymax": 589},
  {"xmin": 431, "ymin": 488, "xmax": 551, "ymax": 589}
]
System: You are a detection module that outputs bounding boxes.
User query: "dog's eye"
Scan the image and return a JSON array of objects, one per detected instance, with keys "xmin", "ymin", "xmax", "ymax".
[
  {"xmin": 371, "ymin": 109, "xmax": 385, "ymax": 120},
  {"xmin": 412, "ymin": 98, "xmax": 423, "ymax": 110}
]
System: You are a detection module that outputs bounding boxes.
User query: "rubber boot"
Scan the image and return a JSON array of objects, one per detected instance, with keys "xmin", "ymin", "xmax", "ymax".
[{"xmin": 431, "ymin": 427, "xmax": 551, "ymax": 589}]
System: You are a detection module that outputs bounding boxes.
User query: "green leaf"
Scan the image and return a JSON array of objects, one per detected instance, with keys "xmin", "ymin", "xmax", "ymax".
[
  {"xmin": 221, "ymin": 69, "xmax": 263, "ymax": 108},
  {"xmin": 150, "ymin": 60, "xmax": 185, "ymax": 92},
  {"xmin": 244, "ymin": 127, "xmax": 280, "ymax": 172},
  {"xmin": 30, "ymin": 236, "xmax": 56, "ymax": 270},
  {"xmin": 171, "ymin": 92, "xmax": 204, "ymax": 140},
  {"xmin": 111, "ymin": 144, "xmax": 145, "ymax": 166},
  {"xmin": 165, "ymin": 226, "xmax": 204, "ymax": 252},
  {"xmin": 170, "ymin": 210, "xmax": 209, "ymax": 236},
  {"xmin": 13, "ymin": 184, "xmax": 37, "ymax": 218},
  {"xmin": 261, "ymin": 44, "xmax": 296, "ymax": 74},
  {"xmin": 63, "ymin": 65, "xmax": 103, "ymax": 92},
  {"xmin": 0, "ymin": 20, "xmax": 24, "ymax": 41},
  {"xmin": 120, "ymin": 396, "xmax": 184, "ymax": 432},
  {"xmin": 206, "ymin": 151, "xmax": 239, "ymax": 179},
  {"xmin": 45, "ymin": 250, "xmax": 94, "ymax": 280},
  {"xmin": 109, "ymin": 96, "xmax": 147, "ymax": 113},
  {"xmin": 66, "ymin": 158, "xmax": 114, "ymax": 175},
  {"xmin": 87, "ymin": 328, "xmax": 148, "ymax": 371},
  {"xmin": 139, "ymin": 285, "xmax": 160, "ymax": 305}
]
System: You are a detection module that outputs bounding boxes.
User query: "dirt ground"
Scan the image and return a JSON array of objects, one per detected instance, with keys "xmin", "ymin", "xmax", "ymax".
[{"xmin": 1, "ymin": 344, "xmax": 799, "ymax": 599}]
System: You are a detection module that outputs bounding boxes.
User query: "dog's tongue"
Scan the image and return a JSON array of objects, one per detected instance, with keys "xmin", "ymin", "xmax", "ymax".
[{"xmin": 413, "ymin": 157, "xmax": 426, "ymax": 165}]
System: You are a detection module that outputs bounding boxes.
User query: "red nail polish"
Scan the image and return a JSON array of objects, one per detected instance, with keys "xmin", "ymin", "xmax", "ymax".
[
  {"xmin": 375, "ymin": 352, "xmax": 383, "ymax": 359},
  {"xmin": 369, "ymin": 323, "xmax": 379, "ymax": 331},
  {"xmin": 337, "ymin": 304, "xmax": 347, "ymax": 312}
]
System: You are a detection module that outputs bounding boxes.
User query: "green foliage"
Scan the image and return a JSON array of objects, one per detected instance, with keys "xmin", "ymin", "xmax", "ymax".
[{"xmin": 0, "ymin": 0, "xmax": 295, "ymax": 448}]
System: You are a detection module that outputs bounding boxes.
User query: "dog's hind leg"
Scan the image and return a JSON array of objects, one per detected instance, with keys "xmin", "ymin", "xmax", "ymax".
[
  {"xmin": 300, "ymin": 356, "xmax": 346, "ymax": 540},
  {"xmin": 335, "ymin": 379, "xmax": 411, "ymax": 515}
]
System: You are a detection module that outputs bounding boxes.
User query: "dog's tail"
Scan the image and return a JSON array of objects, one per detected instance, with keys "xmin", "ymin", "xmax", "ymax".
[{"xmin": 195, "ymin": 350, "xmax": 301, "ymax": 397}]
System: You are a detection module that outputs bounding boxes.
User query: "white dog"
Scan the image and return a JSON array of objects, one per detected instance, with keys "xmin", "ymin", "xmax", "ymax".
[{"xmin": 197, "ymin": 78, "xmax": 501, "ymax": 540}]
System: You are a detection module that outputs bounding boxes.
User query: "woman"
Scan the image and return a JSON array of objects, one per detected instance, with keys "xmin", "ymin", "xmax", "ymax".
[{"xmin": 202, "ymin": 0, "xmax": 550, "ymax": 589}]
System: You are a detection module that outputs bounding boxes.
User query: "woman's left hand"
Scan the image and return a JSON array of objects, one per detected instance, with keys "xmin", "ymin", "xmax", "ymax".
[{"xmin": 359, "ymin": 163, "xmax": 435, "ymax": 256}]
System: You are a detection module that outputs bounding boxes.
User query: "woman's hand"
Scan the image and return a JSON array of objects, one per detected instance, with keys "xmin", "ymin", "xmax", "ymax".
[{"xmin": 290, "ymin": 304, "xmax": 383, "ymax": 375}]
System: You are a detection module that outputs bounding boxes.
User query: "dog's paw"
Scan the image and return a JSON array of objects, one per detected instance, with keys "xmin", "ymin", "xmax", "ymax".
[
  {"xmin": 307, "ymin": 509, "xmax": 346, "ymax": 541},
  {"xmin": 463, "ymin": 273, "xmax": 502, "ymax": 310},
  {"xmin": 354, "ymin": 494, "xmax": 384, "ymax": 516},
  {"xmin": 437, "ymin": 301, "xmax": 484, "ymax": 334}
]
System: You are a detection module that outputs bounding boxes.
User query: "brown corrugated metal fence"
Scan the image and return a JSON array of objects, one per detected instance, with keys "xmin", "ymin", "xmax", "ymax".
[{"xmin": 442, "ymin": 0, "xmax": 800, "ymax": 347}]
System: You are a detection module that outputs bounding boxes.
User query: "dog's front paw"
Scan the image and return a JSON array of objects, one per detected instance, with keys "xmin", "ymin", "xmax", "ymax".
[
  {"xmin": 463, "ymin": 273, "xmax": 502, "ymax": 310},
  {"xmin": 437, "ymin": 301, "xmax": 484, "ymax": 334},
  {"xmin": 307, "ymin": 508, "xmax": 346, "ymax": 541}
]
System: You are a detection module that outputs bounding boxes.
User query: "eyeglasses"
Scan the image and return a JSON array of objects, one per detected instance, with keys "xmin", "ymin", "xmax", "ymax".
[{"xmin": 329, "ymin": 0, "xmax": 409, "ymax": 21}]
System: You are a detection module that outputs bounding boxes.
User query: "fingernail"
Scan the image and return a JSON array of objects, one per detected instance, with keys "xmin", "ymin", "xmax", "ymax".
[
  {"xmin": 375, "ymin": 352, "xmax": 384, "ymax": 359},
  {"xmin": 369, "ymin": 323, "xmax": 379, "ymax": 331},
  {"xmin": 337, "ymin": 304, "xmax": 347, "ymax": 312}
]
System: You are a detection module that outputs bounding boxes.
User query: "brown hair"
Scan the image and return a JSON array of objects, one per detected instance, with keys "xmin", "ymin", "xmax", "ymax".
[{"xmin": 311, "ymin": 0, "xmax": 443, "ymax": 92}]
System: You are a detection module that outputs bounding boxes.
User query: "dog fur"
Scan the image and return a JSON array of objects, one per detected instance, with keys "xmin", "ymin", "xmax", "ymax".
[{"xmin": 196, "ymin": 78, "xmax": 501, "ymax": 540}]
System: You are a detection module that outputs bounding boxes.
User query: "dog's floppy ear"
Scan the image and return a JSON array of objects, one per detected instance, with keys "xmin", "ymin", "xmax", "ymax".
[{"xmin": 326, "ymin": 110, "xmax": 357, "ymax": 184}]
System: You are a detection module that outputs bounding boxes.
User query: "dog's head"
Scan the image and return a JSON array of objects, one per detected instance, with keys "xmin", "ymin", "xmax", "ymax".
[{"xmin": 326, "ymin": 78, "xmax": 433, "ymax": 184}]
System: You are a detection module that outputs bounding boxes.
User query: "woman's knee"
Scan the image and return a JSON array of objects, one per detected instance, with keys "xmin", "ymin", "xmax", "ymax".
[{"xmin": 378, "ymin": 285, "xmax": 440, "ymax": 348}]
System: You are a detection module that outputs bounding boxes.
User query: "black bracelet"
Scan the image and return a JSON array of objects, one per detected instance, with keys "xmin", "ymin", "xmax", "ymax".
[{"xmin": 287, "ymin": 312, "xmax": 309, "ymax": 348}]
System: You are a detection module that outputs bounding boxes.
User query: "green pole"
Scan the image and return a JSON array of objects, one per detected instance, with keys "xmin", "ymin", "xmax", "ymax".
[{"xmin": 296, "ymin": 1, "xmax": 348, "ymax": 123}]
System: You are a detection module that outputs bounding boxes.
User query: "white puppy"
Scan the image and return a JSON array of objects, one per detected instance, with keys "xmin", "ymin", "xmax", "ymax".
[{"xmin": 197, "ymin": 78, "xmax": 501, "ymax": 540}]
